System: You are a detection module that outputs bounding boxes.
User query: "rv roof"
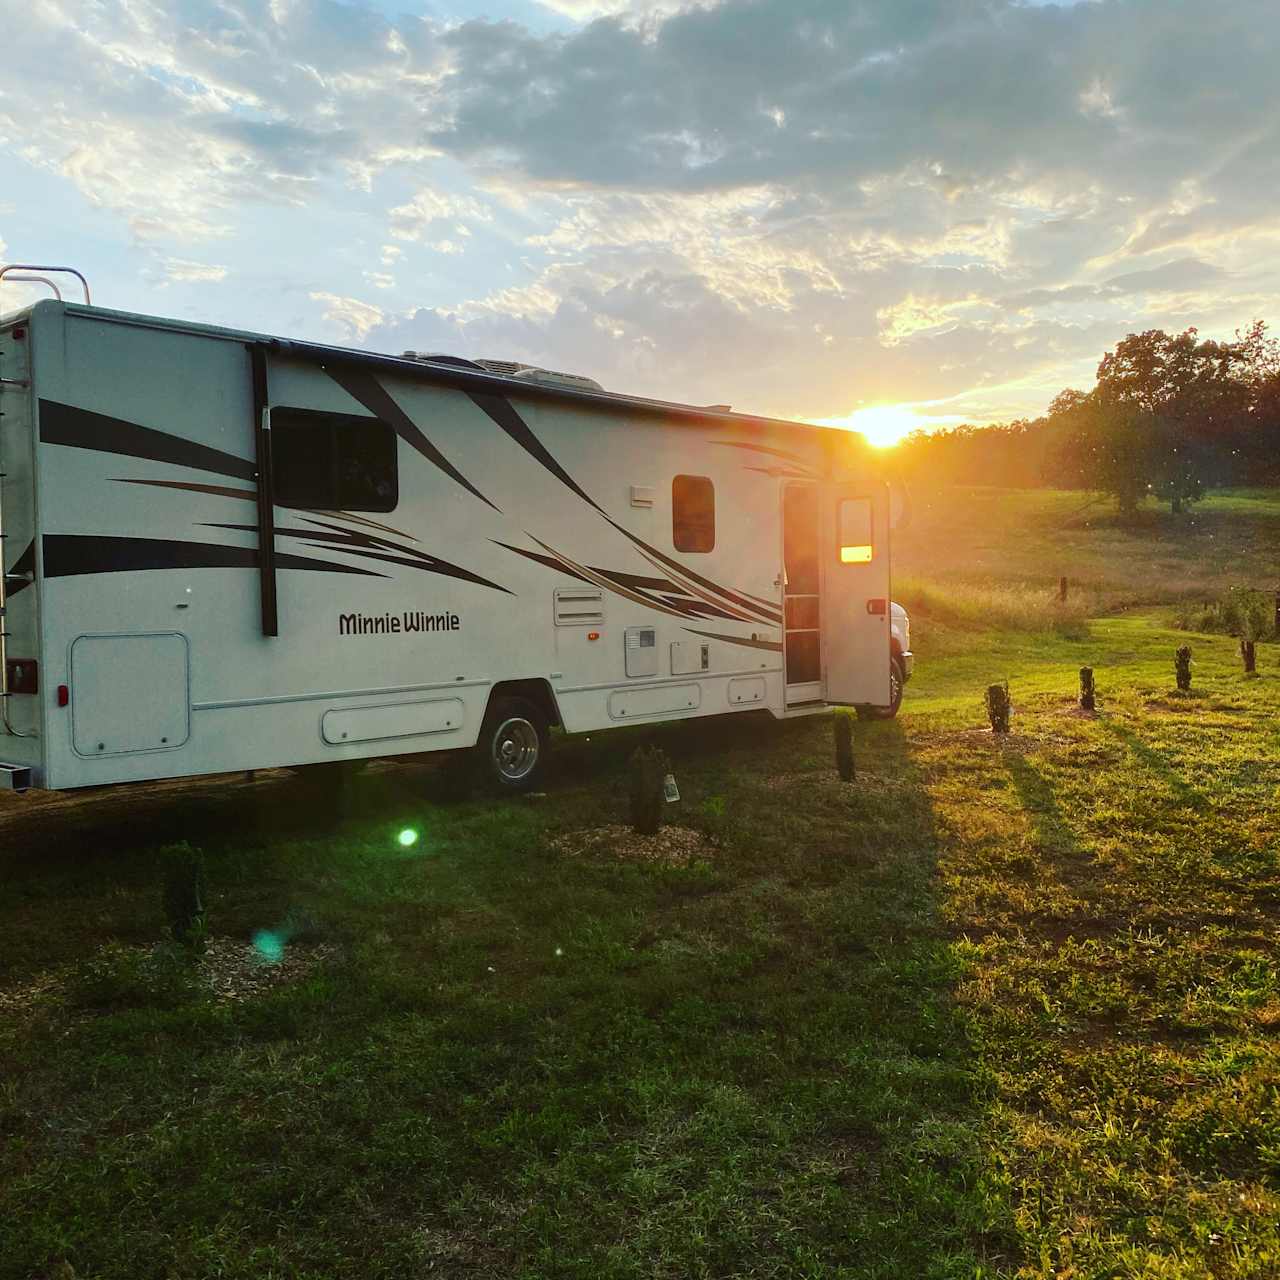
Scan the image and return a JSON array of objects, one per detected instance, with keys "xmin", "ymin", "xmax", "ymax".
[{"xmin": 11, "ymin": 299, "xmax": 870, "ymax": 449}]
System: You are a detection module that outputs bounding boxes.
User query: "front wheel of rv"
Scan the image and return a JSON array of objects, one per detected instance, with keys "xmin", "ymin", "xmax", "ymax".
[
  {"xmin": 857, "ymin": 657, "xmax": 906, "ymax": 721},
  {"xmin": 479, "ymin": 696, "xmax": 549, "ymax": 793}
]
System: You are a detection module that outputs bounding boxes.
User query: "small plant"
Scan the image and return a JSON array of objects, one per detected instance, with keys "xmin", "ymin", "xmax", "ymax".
[
  {"xmin": 1241, "ymin": 638, "xmax": 1257, "ymax": 675},
  {"xmin": 160, "ymin": 842, "xmax": 206, "ymax": 951},
  {"xmin": 985, "ymin": 682, "xmax": 1011, "ymax": 734},
  {"xmin": 834, "ymin": 709, "xmax": 855, "ymax": 781},
  {"xmin": 1079, "ymin": 666, "xmax": 1096, "ymax": 711},
  {"xmin": 1175, "ymin": 586, "xmax": 1275, "ymax": 640},
  {"xmin": 1175, "ymin": 645, "xmax": 1193, "ymax": 691},
  {"xmin": 628, "ymin": 744, "xmax": 669, "ymax": 836}
]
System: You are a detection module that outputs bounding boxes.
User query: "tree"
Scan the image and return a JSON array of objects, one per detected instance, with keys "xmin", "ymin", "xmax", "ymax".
[{"xmin": 1094, "ymin": 327, "xmax": 1249, "ymax": 511}]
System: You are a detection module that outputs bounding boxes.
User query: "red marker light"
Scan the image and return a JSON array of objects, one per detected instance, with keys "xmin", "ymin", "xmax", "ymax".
[
  {"xmin": 587, "ymin": 631, "xmax": 600, "ymax": 641},
  {"xmin": 57, "ymin": 684, "xmax": 69, "ymax": 707}
]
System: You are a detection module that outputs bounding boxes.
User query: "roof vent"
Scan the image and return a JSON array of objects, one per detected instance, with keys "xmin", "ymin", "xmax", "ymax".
[
  {"xmin": 474, "ymin": 358, "xmax": 531, "ymax": 377},
  {"xmin": 511, "ymin": 366, "xmax": 605, "ymax": 393}
]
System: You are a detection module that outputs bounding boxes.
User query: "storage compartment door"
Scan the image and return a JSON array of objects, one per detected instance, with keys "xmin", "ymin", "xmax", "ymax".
[
  {"xmin": 821, "ymin": 484, "xmax": 891, "ymax": 706},
  {"xmin": 71, "ymin": 633, "xmax": 190, "ymax": 755}
]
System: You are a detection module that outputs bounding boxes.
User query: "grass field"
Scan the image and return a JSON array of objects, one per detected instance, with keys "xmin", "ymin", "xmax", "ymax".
[{"xmin": 2, "ymin": 489, "xmax": 1278, "ymax": 1278}]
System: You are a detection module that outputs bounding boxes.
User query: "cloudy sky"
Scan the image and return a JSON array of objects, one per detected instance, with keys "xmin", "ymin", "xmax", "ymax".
[{"xmin": 2, "ymin": 0, "xmax": 1277, "ymax": 440}]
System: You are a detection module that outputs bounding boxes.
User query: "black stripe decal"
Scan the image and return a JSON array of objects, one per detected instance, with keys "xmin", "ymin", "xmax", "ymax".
[
  {"xmin": 459, "ymin": 393, "xmax": 782, "ymax": 625},
  {"xmin": 325, "ymin": 368, "xmax": 500, "ymax": 513},
  {"xmin": 586, "ymin": 567, "xmax": 677, "ymax": 592},
  {"xmin": 42, "ymin": 536, "xmax": 385, "ymax": 580},
  {"xmin": 205, "ymin": 522, "xmax": 513, "ymax": 595},
  {"xmin": 709, "ymin": 440, "xmax": 815, "ymax": 469},
  {"xmin": 684, "ymin": 628, "xmax": 783, "ymax": 653},
  {"xmin": 4, "ymin": 539, "xmax": 35, "ymax": 598},
  {"xmin": 297, "ymin": 543, "xmax": 513, "ymax": 594},
  {"xmin": 495, "ymin": 541, "xmax": 592, "ymax": 583},
  {"xmin": 618, "ymin": 529, "xmax": 783, "ymax": 624},
  {"xmin": 39, "ymin": 401, "xmax": 257, "ymax": 481},
  {"xmin": 467, "ymin": 392, "xmax": 604, "ymax": 514}
]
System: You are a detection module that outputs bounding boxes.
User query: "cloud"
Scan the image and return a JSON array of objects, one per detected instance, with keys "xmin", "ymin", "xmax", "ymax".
[
  {"xmin": 3, "ymin": 0, "xmax": 1279, "ymax": 427},
  {"xmin": 162, "ymin": 257, "xmax": 228, "ymax": 283},
  {"xmin": 388, "ymin": 188, "xmax": 493, "ymax": 242},
  {"xmin": 309, "ymin": 290, "xmax": 384, "ymax": 339}
]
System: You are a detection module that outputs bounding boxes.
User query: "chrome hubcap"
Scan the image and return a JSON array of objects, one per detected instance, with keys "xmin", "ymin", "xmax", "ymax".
[{"xmin": 492, "ymin": 717, "xmax": 539, "ymax": 781}]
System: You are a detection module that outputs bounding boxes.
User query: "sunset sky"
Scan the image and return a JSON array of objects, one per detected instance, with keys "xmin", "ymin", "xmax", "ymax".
[{"xmin": 2, "ymin": 0, "xmax": 1277, "ymax": 442}]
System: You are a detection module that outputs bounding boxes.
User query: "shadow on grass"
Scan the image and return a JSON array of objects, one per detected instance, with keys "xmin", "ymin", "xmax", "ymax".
[
  {"xmin": 1003, "ymin": 748, "xmax": 1086, "ymax": 860},
  {"xmin": 1, "ymin": 711, "xmax": 1014, "ymax": 1279},
  {"xmin": 1096, "ymin": 714, "xmax": 1209, "ymax": 810}
]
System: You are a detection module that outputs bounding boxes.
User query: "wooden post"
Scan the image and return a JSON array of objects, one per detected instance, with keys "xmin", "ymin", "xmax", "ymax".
[
  {"xmin": 1175, "ymin": 646, "xmax": 1192, "ymax": 691},
  {"xmin": 1059, "ymin": 576, "xmax": 1068, "ymax": 603},
  {"xmin": 1241, "ymin": 639, "xmax": 1257, "ymax": 675},
  {"xmin": 1079, "ymin": 667, "xmax": 1096, "ymax": 711},
  {"xmin": 834, "ymin": 709, "xmax": 855, "ymax": 782},
  {"xmin": 985, "ymin": 683, "xmax": 1011, "ymax": 734}
]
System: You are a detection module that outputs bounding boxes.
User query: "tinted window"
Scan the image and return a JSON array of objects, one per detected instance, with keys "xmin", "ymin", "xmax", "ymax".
[
  {"xmin": 673, "ymin": 474, "xmax": 715, "ymax": 553},
  {"xmin": 272, "ymin": 408, "xmax": 398, "ymax": 512}
]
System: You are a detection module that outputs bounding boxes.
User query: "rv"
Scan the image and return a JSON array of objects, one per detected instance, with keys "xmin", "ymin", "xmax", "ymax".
[{"xmin": 0, "ymin": 268, "xmax": 901, "ymax": 795}]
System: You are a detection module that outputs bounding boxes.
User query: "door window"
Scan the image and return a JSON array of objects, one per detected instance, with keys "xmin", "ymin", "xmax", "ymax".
[{"xmin": 838, "ymin": 497, "xmax": 873, "ymax": 563}]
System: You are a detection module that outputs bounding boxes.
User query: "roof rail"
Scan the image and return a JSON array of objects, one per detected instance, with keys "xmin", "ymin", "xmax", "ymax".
[{"xmin": 0, "ymin": 263, "xmax": 91, "ymax": 304}]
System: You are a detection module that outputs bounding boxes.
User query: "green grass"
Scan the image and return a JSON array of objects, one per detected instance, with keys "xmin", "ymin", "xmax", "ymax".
[{"xmin": 2, "ymin": 487, "xmax": 1279, "ymax": 1277}]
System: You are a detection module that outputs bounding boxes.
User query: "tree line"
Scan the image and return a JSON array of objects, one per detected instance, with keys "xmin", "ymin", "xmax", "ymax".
[{"xmin": 894, "ymin": 321, "xmax": 1280, "ymax": 511}]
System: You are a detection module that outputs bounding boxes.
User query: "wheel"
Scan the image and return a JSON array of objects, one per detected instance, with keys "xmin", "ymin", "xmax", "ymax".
[
  {"xmin": 857, "ymin": 656, "xmax": 906, "ymax": 721},
  {"xmin": 478, "ymin": 696, "xmax": 549, "ymax": 793}
]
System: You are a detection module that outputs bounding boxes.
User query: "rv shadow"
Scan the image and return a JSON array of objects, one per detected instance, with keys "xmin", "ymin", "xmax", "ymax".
[{"xmin": 0, "ymin": 712, "xmax": 1007, "ymax": 1278}]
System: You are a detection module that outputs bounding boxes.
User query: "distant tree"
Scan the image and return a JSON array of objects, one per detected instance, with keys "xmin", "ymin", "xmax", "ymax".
[{"xmin": 1093, "ymin": 327, "xmax": 1249, "ymax": 511}]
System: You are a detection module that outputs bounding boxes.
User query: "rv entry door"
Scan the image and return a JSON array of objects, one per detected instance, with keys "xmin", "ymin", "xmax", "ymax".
[{"xmin": 820, "ymin": 483, "xmax": 891, "ymax": 707}]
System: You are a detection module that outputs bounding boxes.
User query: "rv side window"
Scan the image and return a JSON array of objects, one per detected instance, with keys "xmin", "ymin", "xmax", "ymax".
[
  {"xmin": 672, "ymin": 475, "xmax": 715, "ymax": 553},
  {"xmin": 271, "ymin": 409, "xmax": 398, "ymax": 512},
  {"xmin": 838, "ymin": 497, "xmax": 873, "ymax": 563}
]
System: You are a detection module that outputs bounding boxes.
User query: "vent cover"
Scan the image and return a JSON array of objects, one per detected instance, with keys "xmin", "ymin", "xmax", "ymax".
[
  {"xmin": 625, "ymin": 627, "xmax": 659, "ymax": 678},
  {"xmin": 554, "ymin": 588, "xmax": 605, "ymax": 627}
]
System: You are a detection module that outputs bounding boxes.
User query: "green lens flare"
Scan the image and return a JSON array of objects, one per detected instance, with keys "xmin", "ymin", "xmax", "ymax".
[
  {"xmin": 252, "ymin": 930, "xmax": 284, "ymax": 963},
  {"xmin": 397, "ymin": 827, "xmax": 420, "ymax": 848}
]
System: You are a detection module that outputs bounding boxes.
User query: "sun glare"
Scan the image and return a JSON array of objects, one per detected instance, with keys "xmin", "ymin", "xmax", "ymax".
[{"xmin": 847, "ymin": 405, "xmax": 921, "ymax": 449}]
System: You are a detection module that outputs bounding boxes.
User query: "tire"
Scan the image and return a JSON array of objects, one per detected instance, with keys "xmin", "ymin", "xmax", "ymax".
[
  {"xmin": 477, "ymin": 696, "xmax": 549, "ymax": 793},
  {"xmin": 857, "ymin": 656, "xmax": 906, "ymax": 721}
]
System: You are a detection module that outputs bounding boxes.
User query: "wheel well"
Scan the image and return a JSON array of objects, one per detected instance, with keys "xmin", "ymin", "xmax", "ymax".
[{"xmin": 486, "ymin": 679, "xmax": 562, "ymax": 729}]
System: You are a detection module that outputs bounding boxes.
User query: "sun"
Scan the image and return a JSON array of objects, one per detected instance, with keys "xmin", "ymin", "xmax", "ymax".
[{"xmin": 846, "ymin": 404, "xmax": 921, "ymax": 449}]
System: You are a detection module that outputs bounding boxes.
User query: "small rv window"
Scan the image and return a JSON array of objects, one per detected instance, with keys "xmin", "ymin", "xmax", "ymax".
[
  {"xmin": 673, "ymin": 475, "xmax": 715, "ymax": 553},
  {"xmin": 838, "ymin": 497, "xmax": 873, "ymax": 563},
  {"xmin": 271, "ymin": 408, "xmax": 398, "ymax": 512}
]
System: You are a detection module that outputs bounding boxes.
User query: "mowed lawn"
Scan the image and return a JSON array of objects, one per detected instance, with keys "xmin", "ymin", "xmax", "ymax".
[{"xmin": 3, "ymin": 491, "xmax": 1279, "ymax": 1278}]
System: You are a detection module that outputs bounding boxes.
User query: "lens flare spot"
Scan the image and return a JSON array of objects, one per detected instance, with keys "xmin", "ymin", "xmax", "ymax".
[
  {"xmin": 252, "ymin": 929, "xmax": 285, "ymax": 964},
  {"xmin": 397, "ymin": 827, "xmax": 420, "ymax": 848}
]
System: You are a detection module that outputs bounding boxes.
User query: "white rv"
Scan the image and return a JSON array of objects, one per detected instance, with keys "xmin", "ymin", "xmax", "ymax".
[{"xmin": 0, "ymin": 270, "xmax": 895, "ymax": 794}]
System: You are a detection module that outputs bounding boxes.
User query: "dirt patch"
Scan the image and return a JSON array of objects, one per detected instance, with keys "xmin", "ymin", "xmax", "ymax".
[
  {"xmin": 551, "ymin": 824, "xmax": 709, "ymax": 867},
  {"xmin": 199, "ymin": 935, "xmax": 336, "ymax": 1003},
  {"xmin": 0, "ymin": 935, "xmax": 335, "ymax": 1016}
]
